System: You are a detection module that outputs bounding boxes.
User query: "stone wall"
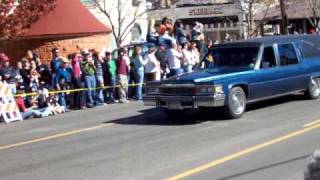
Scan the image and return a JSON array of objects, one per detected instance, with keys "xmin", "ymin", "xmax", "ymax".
[{"xmin": 0, "ymin": 33, "xmax": 110, "ymax": 66}]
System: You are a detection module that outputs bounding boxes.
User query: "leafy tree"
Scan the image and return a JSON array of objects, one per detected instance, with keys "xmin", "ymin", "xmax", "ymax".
[{"xmin": 0, "ymin": 0, "xmax": 57, "ymax": 40}]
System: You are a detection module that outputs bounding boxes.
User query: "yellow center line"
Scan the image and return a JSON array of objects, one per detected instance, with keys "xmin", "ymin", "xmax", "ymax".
[
  {"xmin": 0, "ymin": 123, "xmax": 115, "ymax": 151},
  {"xmin": 303, "ymin": 119, "xmax": 320, "ymax": 128},
  {"xmin": 166, "ymin": 123, "xmax": 320, "ymax": 180}
]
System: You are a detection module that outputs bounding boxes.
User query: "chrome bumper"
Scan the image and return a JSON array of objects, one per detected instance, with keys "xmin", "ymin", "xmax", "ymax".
[{"xmin": 143, "ymin": 94, "xmax": 225, "ymax": 110}]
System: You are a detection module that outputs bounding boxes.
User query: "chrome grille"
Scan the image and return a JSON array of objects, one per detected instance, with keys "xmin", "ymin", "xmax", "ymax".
[{"xmin": 160, "ymin": 87, "xmax": 195, "ymax": 95}]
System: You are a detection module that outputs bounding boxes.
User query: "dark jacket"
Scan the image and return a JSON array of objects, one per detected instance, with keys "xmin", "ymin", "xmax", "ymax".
[{"xmin": 0, "ymin": 66, "xmax": 17, "ymax": 83}]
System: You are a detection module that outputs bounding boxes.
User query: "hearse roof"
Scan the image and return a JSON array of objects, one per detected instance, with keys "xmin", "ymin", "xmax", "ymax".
[{"xmin": 217, "ymin": 35, "xmax": 320, "ymax": 48}]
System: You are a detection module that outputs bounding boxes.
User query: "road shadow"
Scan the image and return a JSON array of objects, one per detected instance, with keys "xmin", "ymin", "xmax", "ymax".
[
  {"xmin": 246, "ymin": 94, "xmax": 308, "ymax": 112},
  {"xmin": 105, "ymin": 107, "xmax": 228, "ymax": 126},
  {"xmin": 106, "ymin": 94, "xmax": 309, "ymax": 126},
  {"xmin": 216, "ymin": 154, "xmax": 310, "ymax": 180}
]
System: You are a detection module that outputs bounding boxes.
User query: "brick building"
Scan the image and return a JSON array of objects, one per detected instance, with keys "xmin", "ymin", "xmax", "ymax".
[{"xmin": 0, "ymin": 0, "xmax": 112, "ymax": 65}]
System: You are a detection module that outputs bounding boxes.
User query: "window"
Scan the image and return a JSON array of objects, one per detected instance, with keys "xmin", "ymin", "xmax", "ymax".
[
  {"xmin": 132, "ymin": 0, "xmax": 141, "ymax": 6},
  {"xmin": 299, "ymin": 40, "xmax": 320, "ymax": 59},
  {"xmin": 261, "ymin": 47, "xmax": 277, "ymax": 68},
  {"xmin": 131, "ymin": 24, "xmax": 142, "ymax": 42},
  {"xmin": 207, "ymin": 47, "xmax": 259, "ymax": 68},
  {"xmin": 278, "ymin": 44, "xmax": 299, "ymax": 66}
]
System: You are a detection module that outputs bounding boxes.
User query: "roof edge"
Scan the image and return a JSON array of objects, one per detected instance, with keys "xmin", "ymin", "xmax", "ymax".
[{"xmin": 20, "ymin": 31, "xmax": 111, "ymax": 39}]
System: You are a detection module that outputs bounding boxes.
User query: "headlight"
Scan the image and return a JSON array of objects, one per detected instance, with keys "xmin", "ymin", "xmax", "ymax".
[
  {"xmin": 214, "ymin": 84, "xmax": 224, "ymax": 94},
  {"xmin": 195, "ymin": 85, "xmax": 214, "ymax": 95},
  {"xmin": 195, "ymin": 84, "xmax": 224, "ymax": 95}
]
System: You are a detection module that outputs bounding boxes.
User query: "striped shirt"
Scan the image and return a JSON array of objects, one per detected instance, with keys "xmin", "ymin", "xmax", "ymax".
[{"xmin": 95, "ymin": 59, "xmax": 103, "ymax": 77}]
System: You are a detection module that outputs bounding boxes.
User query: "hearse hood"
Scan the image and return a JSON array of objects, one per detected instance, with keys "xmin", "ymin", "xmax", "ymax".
[{"xmin": 162, "ymin": 67, "xmax": 252, "ymax": 84}]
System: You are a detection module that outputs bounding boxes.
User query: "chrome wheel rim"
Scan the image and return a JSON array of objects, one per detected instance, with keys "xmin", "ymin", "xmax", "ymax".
[
  {"xmin": 230, "ymin": 90, "xmax": 245, "ymax": 115},
  {"xmin": 310, "ymin": 78, "xmax": 320, "ymax": 97}
]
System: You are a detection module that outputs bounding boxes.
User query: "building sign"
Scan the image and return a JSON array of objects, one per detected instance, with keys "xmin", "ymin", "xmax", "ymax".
[
  {"xmin": 180, "ymin": 0, "xmax": 232, "ymax": 5},
  {"xmin": 148, "ymin": 4, "xmax": 242, "ymax": 20},
  {"xmin": 189, "ymin": 7, "xmax": 223, "ymax": 16}
]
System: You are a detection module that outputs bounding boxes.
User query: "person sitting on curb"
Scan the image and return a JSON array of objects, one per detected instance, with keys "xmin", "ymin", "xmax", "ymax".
[{"xmin": 15, "ymin": 85, "xmax": 52, "ymax": 119}]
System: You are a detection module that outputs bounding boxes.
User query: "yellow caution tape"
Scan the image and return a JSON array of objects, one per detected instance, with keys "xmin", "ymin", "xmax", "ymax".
[{"xmin": 14, "ymin": 83, "xmax": 145, "ymax": 97}]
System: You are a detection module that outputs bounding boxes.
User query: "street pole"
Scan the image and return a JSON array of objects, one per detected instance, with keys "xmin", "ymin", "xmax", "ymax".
[{"xmin": 279, "ymin": 0, "xmax": 288, "ymax": 34}]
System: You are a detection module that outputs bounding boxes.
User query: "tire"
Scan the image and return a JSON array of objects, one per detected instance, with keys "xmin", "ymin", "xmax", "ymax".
[
  {"xmin": 225, "ymin": 87, "xmax": 247, "ymax": 119},
  {"xmin": 305, "ymin": 78, "xmax": 320, "ymax": 100}
]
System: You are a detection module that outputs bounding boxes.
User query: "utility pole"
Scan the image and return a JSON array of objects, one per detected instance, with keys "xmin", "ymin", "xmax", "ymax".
[{"xmin": 279, "ymin": 0, "xmax": 288, "ymax": 34}]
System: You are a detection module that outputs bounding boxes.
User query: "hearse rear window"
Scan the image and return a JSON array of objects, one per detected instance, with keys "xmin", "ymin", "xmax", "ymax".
[
  {"xmin": 299, "ymin": 40, "xmax": 320, "ymax": 59},
  {"xmin": 278, "ymin": 44, "xmax": 299, "ymax": 66}
]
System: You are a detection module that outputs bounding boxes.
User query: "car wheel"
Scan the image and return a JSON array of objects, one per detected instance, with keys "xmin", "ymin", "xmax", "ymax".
[
  {"xmin": 225, "ymin": 87, "xmax": 247, "ymax": 119},
  {"xmin": 305, "ymin": 78, "xmax": 320, "ymax": 99}
]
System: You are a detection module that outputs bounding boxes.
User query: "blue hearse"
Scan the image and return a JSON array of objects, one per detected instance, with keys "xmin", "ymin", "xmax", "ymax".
[{"xmin": 143, "ymin": 35, "xmax": 320, "ymax": 119}]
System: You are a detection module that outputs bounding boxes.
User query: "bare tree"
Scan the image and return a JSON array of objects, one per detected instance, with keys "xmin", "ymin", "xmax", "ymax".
[
  {"xmin": 235, "ymin": 0, "xmax": 275, "ymax": 37},
  {"xmin": 307, "ymin": 0, "xmax": 320, "ymax": 31},
  {"xmin": 92, "ymin": 0, "xmax": 151, "ymax": 48}
]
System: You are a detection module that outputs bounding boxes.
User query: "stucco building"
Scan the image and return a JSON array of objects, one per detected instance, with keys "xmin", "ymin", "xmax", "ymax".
[{"xmin": 148, "ymin": 0, "xmax": 245, "ymax": 42}]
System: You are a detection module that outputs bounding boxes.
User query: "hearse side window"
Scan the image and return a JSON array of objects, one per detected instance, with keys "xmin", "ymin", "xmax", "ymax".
[
  {"xmin": 261, "ymin": 47, "xmax": 277, "ymax": 68},
  {"xmin": 299, "ymin": 41, "xmax": 320, "ymax": 59},
  {"xmin": 278, "ymin": 44, "xmax": 299, "ymax": 66}
]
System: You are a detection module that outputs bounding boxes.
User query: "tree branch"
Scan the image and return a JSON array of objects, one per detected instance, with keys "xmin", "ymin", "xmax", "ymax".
[{"xmin": 93, "ymin": 0, "xmax": 118, "ymax": 45}]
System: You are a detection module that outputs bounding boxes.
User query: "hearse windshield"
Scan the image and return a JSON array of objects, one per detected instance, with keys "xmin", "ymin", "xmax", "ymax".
[{"xmin": 204, "ymin": 47, "xmax": 260, "ymax": 69}]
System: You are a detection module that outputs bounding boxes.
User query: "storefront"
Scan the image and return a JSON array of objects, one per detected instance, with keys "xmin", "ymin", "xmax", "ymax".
[
  {"xmin": 255, "ymin": 1, "xmax": 320, "ymax": 35},
  {"xmin": 148, "ymin": 1, "xmax": 244, "ymax": 42}
]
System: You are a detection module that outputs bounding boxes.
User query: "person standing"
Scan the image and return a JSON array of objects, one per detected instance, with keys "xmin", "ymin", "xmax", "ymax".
[
  {"xmin": 116, "ymin": 48, "xmax": 129, "ymax": 103},
  {"xmin": 93, "ymin": 50, "xmax": 105, "ymax": 106},
  {"xmin": 144, "ymin": 45, "xmax": 160, "ymax": 81},
  {"xmin": 190, "ymin": 41, "xmax": 200, "ymax": 70},
  {"xmin": 167, "ymin": 42, "xmax": 184, "ymax": 77},
  {"xmin": 174, "ymin": 20, "xmax": 187, "ymax": 46},
  {"xmin": 54, "ymin": 57, "xmax": 72, "ymax": 111},
  {"xmin": 50, "ymin": 48, "xmax": 62, "ymax": 87},
  {"xmin": 71, "ymin": 53, "xmax": 86, "ymax": 110},
  {"xmin": 131, "ymin": 46, "xmax": 147, "ymax": 100},
  {"xmin": 20, "ymin": 59, "xmax": 31, "ymax": 91},
  {"xmin": 81, "ymin": 49, "xmax": 96, "ymax": 108},
  {"xmin": 29, "ymin": 60, "xmax": 41, "ymax": 92},
  {"xmin": 155, "ymin": 43, "xmax": 168, "ymax": 79},
  {"xmin": 15, "ymin": 61, "xmax": 24, "ymax": 86},
  {"xmin": 122, "ymin": 49, "xmax": 131, "ymax": 100},
  {"xmin": 0, "ymin": 53, "xmax": 17, "ymax": 94},
  {"xmin": 36, "ymin": 56, "xmax": 52, "ymax": 87},
  {"xmin": 103, "ymin": 51, "xmax": 117, "ymax": 103},
  {"xmin": 181, "ymin": 43, "xmax": 193, "ymax": 73}
]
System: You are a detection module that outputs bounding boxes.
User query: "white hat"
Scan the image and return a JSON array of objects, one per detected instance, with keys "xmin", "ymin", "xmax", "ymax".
[{"xmin": 81, "ymin": 48, "xmax": 90, "ymax": 55}]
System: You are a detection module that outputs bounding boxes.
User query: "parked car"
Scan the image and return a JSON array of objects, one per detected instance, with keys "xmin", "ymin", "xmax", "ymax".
[{"xmin": 143, "ymin": 35, "xmax": 320, "ymax": 119}]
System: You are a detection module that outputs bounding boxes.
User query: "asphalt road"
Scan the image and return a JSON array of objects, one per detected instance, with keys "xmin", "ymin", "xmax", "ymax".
[{"xmin": 1, "ymin": 94, "xmax": 320, "ymax": 180}]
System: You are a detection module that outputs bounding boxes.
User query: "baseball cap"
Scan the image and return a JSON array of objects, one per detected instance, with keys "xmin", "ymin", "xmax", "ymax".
[{"xmin": 0, "ymin": 53, "xmax": 9, "ymax": 62}]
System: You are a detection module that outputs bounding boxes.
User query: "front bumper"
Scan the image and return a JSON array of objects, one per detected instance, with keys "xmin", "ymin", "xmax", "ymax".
[{"xmin": 143, "ymin": 94, "xmax": 225, "ymax": 110}]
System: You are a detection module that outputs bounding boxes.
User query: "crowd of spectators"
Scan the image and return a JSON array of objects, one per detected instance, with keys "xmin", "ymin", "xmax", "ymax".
[{"xmin": 0, "ymin": 17, "xmax": 214, "ymax": 121}]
